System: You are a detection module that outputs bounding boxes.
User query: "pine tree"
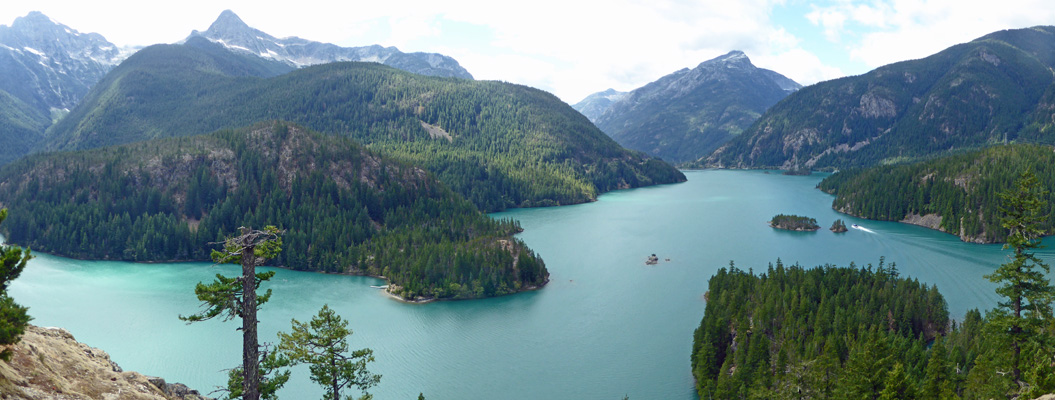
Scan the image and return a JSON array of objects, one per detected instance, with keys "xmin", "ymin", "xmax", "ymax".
[
  {"xmin": 0, "ymin": 208, "xmax": 33, "ymax": 361},
  {"xmin": 984, "ymin": 170, "xmax": 1054, "ymax": 383},
  {"xmin": 877, "ymin": 362, "xmax": 916, "ymax": 400},
  {"xmin": 278, "ymin": 304, "xmax": 380, "ymax": 400},
  {"xmin": 180, "ymin": 226, "xmax": 283, "ymax": 400}
]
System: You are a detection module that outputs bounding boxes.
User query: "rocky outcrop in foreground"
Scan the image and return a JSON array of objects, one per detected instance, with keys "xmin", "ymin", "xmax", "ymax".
[{"xmin": 0, "ymin": 325, "xmax": 210, "ymax": 400}]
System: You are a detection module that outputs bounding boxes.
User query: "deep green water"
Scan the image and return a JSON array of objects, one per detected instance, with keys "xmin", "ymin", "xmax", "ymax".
[{"xmin": 10, "ymin": 170, "xmax": 1051, "ymax": 399}]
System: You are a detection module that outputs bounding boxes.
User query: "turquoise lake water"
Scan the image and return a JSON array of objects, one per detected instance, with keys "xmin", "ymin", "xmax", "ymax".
[{"xmin": 10, "ymin": 169, "xmax": 1050, "ymax": 399}]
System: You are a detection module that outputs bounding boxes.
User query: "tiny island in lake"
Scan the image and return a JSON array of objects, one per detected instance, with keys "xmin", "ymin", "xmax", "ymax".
[
  {"xmin": 769, "ymin": 214, "xmax": 820, "ymax": 231},
  {"xmin": 830, "ymin": 219, "xmax": 848, "ymax": 233}
]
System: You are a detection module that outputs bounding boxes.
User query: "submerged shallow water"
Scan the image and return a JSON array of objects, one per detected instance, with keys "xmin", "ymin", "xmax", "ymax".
[{"xmin": 11, "ymin": 170, "xmax": 1049, "ymax": 399}]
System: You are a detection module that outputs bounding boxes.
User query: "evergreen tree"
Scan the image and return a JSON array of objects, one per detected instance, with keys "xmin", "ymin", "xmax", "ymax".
[
  {"xmin": 877, "ymin": 362, "xmax": 916, "ymax": 400},
  {"xmin": 278, "ymin": 304, "xmax": 380, "ymax": 400},
  {"xmin": 984, "ymin": 170, "xmax": 1054, "ymax": 383},
  {"xmin": 180, "ymin": 226, "xmax": 283, "ymax": 400},
  {"xmin": 0, "ymin": 208, "xmax": 32, "ymax": 361},
  {"xmin": 920, "ymin": 338, "xmax": 953, "ymax": 399}
]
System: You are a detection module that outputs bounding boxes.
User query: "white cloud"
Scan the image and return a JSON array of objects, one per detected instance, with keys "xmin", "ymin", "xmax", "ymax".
[
  {"xmin": 13, "ymin": 0, "xmax": 1051, "ymax": 103},
  {"xmin": 808, "ymin": 0, "xmax": 1055, "ymax": 69}
]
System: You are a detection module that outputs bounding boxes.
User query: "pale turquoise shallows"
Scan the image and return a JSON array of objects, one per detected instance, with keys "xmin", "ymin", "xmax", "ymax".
[{"xmin": 10, "ymin": 170, "xmax": 1049, "ymax": 399}]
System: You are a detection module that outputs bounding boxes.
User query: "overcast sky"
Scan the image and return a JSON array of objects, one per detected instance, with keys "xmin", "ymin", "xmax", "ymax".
[{"xmin": 4, "ymin": 0, "xmax": 1055, "ymax": 103}]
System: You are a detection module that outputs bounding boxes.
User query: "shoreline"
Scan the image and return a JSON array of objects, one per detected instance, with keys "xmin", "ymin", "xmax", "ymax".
[{"xmin": 11, "ymin": 245, "xmax": 551, "ymax": 303}]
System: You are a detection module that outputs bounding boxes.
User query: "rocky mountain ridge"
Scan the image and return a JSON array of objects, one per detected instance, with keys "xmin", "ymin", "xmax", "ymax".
[
  {"xmin": 706, "ymin": 26, "xmax": 1055, "ymax": 170},
  {"xmin": 0, "ymin": 11, "xmax": 132, "ymax": 113},
  {"xmin": 188, "ymin": 10, "xmax": 473, "ymax": 79},
  {"xmin": 590, "ymin": 51, "xmax": 801, "ymax": 164},
  {"xmin": 571, "ymin": 88, "xmax": 627, "ymax": 122}
]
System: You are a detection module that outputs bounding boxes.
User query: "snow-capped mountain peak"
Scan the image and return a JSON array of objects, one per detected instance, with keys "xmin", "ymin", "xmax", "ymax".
[{"xmin": 188, "ymin": 10, "xmax": 473, "ymax": 79}]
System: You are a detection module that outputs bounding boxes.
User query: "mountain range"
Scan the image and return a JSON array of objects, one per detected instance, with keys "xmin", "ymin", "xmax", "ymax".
[
  {"xmin": 706, "ymin": 26, "xmax": 1055, "ymax": 170},
  {"xmin": 0, "ymin": 10, "xmax": 475, "ymax": 167},
  {"xmin": 42, "ymin": 38, "xmax": 684, "ymax": 212},
  {"xmin": 188, "ymin": 10, "xmax": 473, "ymax": 79},
  {"xmin": 578, "ymin": 51, "xmax": 800, "ymax": 164}
]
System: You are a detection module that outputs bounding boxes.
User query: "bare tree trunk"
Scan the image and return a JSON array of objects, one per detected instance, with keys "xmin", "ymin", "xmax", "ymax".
[{"xmin": 242, "ymin": 242, "xmax": 260, "ymax": 400}]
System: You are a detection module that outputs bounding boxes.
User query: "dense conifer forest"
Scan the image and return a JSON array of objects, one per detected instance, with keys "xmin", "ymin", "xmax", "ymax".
[
  {"xmin": 818, "ymin": 144, "xmax": 1055, "ymax": 243},
  {"xmin": 0, "ymin": 122, "xmax": 548, "ymax": 300},
  {"xmin": 692, "ymin": 260, "xmax": 1054, "ymax": 399},
  {"xmin": 768, "ymin": 214, "xmax": 820, "ymax": 231},
  {"xmin": 42, "ymin": 38, "xmax": 685, "ymax": 212}
]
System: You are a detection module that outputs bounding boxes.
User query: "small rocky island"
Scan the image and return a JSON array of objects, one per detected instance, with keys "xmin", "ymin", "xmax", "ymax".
[
  {"xmin": 830, "ymin": 219, "xmax": 848, "ymax": 233},
  {"xmin": 769, "ymin": 214, "xmax": 820, "ymax": 231}
]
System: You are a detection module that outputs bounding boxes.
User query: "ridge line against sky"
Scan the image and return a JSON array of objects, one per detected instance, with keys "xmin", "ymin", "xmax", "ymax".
[{"xmin": 4, "ymin": 0, "xmax": 1055, "ymax": 103}]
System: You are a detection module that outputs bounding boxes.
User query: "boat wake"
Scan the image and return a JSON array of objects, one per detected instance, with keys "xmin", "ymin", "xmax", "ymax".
[{"xmin": 851, "ymin": 224, "xmax": 876, "ymax": 234}]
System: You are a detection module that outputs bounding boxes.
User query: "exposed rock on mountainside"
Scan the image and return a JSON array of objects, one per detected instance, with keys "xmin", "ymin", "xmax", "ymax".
[
  {"xmin": 591, "ymin": 51, "xmax": 800, "ymax": 164},
  {"xmin": 707, "ymin": 26, "xmax": 1055, "ymax": 170},
  {"xmin": 0, "ymin": 11, "xmax": 130, "ymax": 113},
  {"xmin": 572, "ymin": 88, "xmax": 627, "ymax": 122},
  {"xmin": 0, "ymin": 12, "xmax": 133, "ymax": 166},
  {"xmin": 189, "ymin": 10, "xmax": 473, "ymax": 79},
  {"xmin": 0, "ymin": 325, "xmax": 210, "ymax": 399}
]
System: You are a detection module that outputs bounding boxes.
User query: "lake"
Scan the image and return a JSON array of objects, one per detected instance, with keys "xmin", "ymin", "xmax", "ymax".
[{"xmin": 10, "ymin": 170, "xmax": 1047, "ymax": 399}]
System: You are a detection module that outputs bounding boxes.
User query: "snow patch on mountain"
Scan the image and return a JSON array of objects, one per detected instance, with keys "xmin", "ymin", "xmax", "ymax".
[{"xmin": 188, "ymin": 10, "xmax": 473, "ymax": 79}]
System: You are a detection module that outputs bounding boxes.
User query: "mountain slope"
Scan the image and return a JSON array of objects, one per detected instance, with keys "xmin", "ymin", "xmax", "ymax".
[
  {"xmin": 593, "ymin": 51, "xmax": 800, "ymax": 164},
  {"xmin": 189, "ymin": 10, "xmax": 473, "ymax": 79},
  {"xmin": 44, "ymin": 41, "xmax": 685, "ymax": 212},
  {"xmin": 572, "ymin": 88, "xmax": 627, "ymax": 122},
  {"xmin": 0, "ymin": 11, "xmax": 133, "ymax": 165},
  {"xmin": 0, "ymin": 89, "xmax": 49, "ymax": 165},
  {"xmin": 706, "ymin": 26, "xmax": 1055, "ymax": 170},
  {"xmin": 1, "ymin": 122, "xmax": 548, "ymax": 300},
  {"xmin": 0, "ymin": 11, "xmax": 129, "ymax": 113},
  {"xmin": 817, "ymin": 144, "xmax": 1055, "ymax": 243}
]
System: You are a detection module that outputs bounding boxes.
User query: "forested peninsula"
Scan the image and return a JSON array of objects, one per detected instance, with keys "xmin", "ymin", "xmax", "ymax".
[
  {"xmin": 692, "ymin": 260, "xmax": 1052, "ymax": 399},
  {"xmin": 41, "ymin": 37, "xmax": 685, "ymax": 213},
  {"xmin": 818, "ymin": 144, "xmax": 1055, "ymax": 243},
  {"xmin": 0, "ymin": 122, "xmax": 548, "ymax": 301}
]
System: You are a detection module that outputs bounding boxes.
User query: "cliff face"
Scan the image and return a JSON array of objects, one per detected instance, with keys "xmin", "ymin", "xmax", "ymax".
[{"xmin": 0, "ymin": 325, "xmax": 210, "ymax": 400}]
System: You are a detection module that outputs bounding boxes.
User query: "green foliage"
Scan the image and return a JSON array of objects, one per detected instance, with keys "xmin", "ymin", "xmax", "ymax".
[
  {"xmin": 0, "ymin": 122, "xmax": 547, "ymax": 300},
  {"xmin": 830, "ymin": 219, "xmax": 847, "ymax": 232},
  {"xmin": 0, "ymin": 208, "xmax": 33, "ymax": 361},
  {"xmin": 691, "ymin": 260, "xmax": 949, "ymax": 399},
  {"xmin": 223, "ymin": 346, "xmax": 292, "ymax": 400},
  {"xmin": 707, "ymin": 26, "xmax": 1055, "ymax": 170},
  {"xmin": 278, "ymin": 305, "xmax": 380, "ymax": 400},
  {"xmin": 768, "ymin": 214, "xmax": 819, "ymax": 231},
  {"xmin": 819, "ymin": 144, "xmax": 1055, "ymax": 243},
  {"xmin": 44, "ymin": 42, "xmax": 684, "ymax": 212},
  {"xmin": 984, "ymin": 170, "xmax": 1053, "ymax": 383},
  {"xmin": 0, "ymin": 89, "xmax": 48, "ymax": 166}
]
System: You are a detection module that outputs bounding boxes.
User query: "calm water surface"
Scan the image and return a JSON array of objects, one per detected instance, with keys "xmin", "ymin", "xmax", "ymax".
[{"xmin": 11, "ymin": 170, "xmax": 1050, "ymax": 399}]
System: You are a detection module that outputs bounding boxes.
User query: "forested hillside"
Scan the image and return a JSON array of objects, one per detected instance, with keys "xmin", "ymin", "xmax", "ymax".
[
  {"xmin": 818, "ymin": 144, "xmax": 1055, "ymax": 243},
  {"xmin": 0, "ymin": 122, "xmax": 548, "ymax": 300},
  {"xmin": 692, "ymin": 260, "xmax": 1053, "ymax": 399},
  {"xmin": 43, "ymin": 39, "xmax": 684, "ymax": 212},
  {"xmin": 0, "ymin": 89, "xmax": 48, "ymax": 165},
  {"xmin": 706, "ymin": 26, "xmax": 1055, "ymax": 170}
]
